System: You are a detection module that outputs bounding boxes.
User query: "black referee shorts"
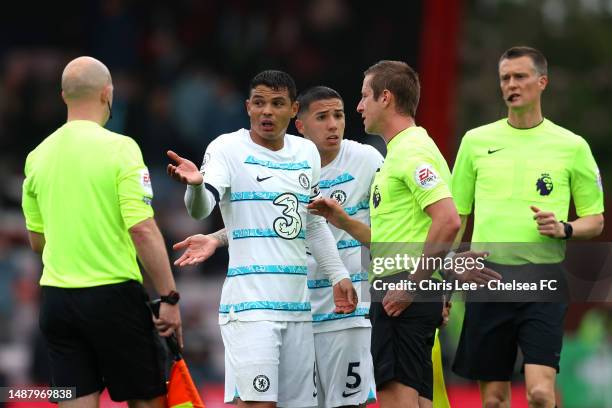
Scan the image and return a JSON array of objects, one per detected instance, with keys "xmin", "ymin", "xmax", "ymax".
[
  {"xmin": 453, "ymin": 301, "xmax": 567, "ymax": 381},
  {"xmin": 39, "ymin": 280, "xmax": 166, "ymax": 402},
  {"xmin": 453, "ymin": 262, "xmax": 568, "ymax": 381},
  {"xmin": 370, "ymin": 278, "xmax": 443, "ymax": 401}
]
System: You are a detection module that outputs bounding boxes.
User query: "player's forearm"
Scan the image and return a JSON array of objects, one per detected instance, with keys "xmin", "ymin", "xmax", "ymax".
[
  {"xmin": 306, "ymin": 215, "xmax": 350, "ymax": 285},
  {"xmin": 339, "ymin": 217, "xmax": 371, "ymax": 247},
  {"xmin": 411, "ymin": 213, "xmax": 461, "ymax": 283},
  {"xmin": 209, "ymin": 227, "xmax": 229, "ymax": 247},
  {"xmin": 129, "ymin": 218, "xmax": 177, "ymax": 295},
  {"xmin": 568, "ymin": 214, "xmax": 604, "ymax": 239},
  {"xmin": 438, "ymin": 215, "xmax": 469, "ymax": 281},
  {"xmin": 184, "ymin": 183, "xmax": 215, "ymax": 220},
  {"xmin": 453, "ymin": 215, "xmax": 469, "ymax": 249},
  {"xmin": 27, "ymin": 231, "xmax": 45, "ymax": 254}
]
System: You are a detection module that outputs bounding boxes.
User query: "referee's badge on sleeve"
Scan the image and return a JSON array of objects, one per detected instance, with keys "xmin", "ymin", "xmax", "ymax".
[
  {"xmin": 414, "ymin": 164, "xmax": 440, "ymax": 190},
  {"xmin": 140, "ymin": 168, "xmax": 153, "ymax": 196}
]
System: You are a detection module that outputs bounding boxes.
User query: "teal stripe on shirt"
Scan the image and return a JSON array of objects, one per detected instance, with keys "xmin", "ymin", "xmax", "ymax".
[
  {"xmin": 231, "ymin": 191, "xmax": 309, "ymax": 204},
  {"xmin": 219, "ymin": 301, "xmax": 311, "ymax": 313},
  {"xmin": 232, "ymin": 228, "xmax": 306, "ymax": 240},
  {"xmin": 337, "ymin": 239, "xmax": 362, "ymax": 250},
  {"xmin": 312, "ymin": 306, "xmax": 369, "ymax": 322},
  {"xmin": 344, "ymin": 200, "xmax": 369, "ymax": 216},
  {"xmin": 319, "ymin": 173, "xmax": 355, "ymax": 189},
  {"xmin": 244, "ymin": 155, "xmax": 311, "ymax": 170},
  {"xmin": 227, "ymin": 264, "xmax": 308, "ymax": 277},
  {"xmin": 308, "ymin": 272, "xmax": 368, "ymax": 289}
]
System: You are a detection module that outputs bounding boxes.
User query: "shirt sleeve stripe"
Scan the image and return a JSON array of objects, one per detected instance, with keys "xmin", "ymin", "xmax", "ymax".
[{"xmin": 205, "ymin": 182, "xmax": 220, "ymax": 205}]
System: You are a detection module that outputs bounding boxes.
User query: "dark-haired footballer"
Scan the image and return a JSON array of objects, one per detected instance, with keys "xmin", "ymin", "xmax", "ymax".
[{"xmin": 166, "ymin": 70, "xmax": 358, "ymax": 408}]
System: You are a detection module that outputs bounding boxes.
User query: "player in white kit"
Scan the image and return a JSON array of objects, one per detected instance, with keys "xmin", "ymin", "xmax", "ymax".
[
  {"xmin": 295, "ymin": 86, "xmax": 383, "ymax": 408},
  {"xmin": 166, "ymin": 71, "xmax": 357, "ymax": 408}
]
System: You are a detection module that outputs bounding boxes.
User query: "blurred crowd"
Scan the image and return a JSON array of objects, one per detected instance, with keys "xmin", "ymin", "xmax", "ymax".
[
  {"xmin": 0, "ymin": 0, "xmax": 610, "ymax": 400},
  {"xmin": 0, "ymin": 0, "xmax": 416, "ymax": 386}
]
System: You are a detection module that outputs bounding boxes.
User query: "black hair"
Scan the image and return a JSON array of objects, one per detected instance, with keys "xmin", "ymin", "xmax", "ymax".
[
  {"xmin": 499, "ymin": 46, "xmax": 548, "ymax": 75},
  {"xmin": 297, "ymin": 86, "xmax": 343, "ymax": 117},
  {"xmin": 249, "ymin": 70, "xmax": 297, "ymax": 102}
]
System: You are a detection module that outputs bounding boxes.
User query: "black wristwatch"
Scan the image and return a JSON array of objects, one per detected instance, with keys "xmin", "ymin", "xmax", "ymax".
[
  {"xmin": 560, "ymin": 221, "xmax": 573, "ymax": 240},
  {"xmin": 160, "ymin": 290, "xmax": 180, "ymax": 305}
]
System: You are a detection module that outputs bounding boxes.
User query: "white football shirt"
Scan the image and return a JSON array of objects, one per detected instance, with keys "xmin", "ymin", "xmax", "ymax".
[
  {"xmin": 307, "ymin": 139, "xmax": 384, "ymax": 333},
  {"xmin": 202, "ymin": 129, "xmax": 322, "ymax": 324}
]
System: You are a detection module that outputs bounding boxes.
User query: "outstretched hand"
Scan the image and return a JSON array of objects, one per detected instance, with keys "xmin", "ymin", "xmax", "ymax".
[
  {"xmin": 166, "ymin": 150, "xmax": 203, "ymax": 186},
  {"xmin": 173, "ymin": 234, "xmax": 220, "ymax": 266}
]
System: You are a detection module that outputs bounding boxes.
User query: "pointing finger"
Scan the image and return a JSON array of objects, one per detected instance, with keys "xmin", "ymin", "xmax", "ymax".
[{"xmin": 166, "ymin": 150, "xmax": 182, "ymax": 163}]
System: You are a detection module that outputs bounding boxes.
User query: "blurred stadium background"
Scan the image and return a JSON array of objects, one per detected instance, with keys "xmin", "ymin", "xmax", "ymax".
[{"xmin": 0, "ymin": 0, "xmax": 610, "ymax": 407}]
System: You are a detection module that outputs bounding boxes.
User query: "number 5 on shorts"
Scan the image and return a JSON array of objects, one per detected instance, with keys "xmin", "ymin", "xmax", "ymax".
[{"xmin": 346, "ymin": 362, "xmax": 361, "ymax": 389}]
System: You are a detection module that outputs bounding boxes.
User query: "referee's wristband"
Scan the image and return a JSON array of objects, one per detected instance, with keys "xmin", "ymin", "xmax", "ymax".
[{"xmin": 560, "ymin": 221, "xmax": 573, "ymax": 240}]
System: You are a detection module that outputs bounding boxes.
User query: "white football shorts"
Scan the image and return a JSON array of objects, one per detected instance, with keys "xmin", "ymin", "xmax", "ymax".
[
  {"xmin": 222, "ymin": 320, "xmax": 317, "ymax": 407},
  {"xmin": 314, "ymin": 327, "xmax": 376, "ymax": 407}
]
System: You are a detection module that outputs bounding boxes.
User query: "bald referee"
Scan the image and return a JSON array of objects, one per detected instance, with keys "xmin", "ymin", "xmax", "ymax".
[{"xmin": 22, "ymin": 56, "xmax": 181, "ymax": 407}]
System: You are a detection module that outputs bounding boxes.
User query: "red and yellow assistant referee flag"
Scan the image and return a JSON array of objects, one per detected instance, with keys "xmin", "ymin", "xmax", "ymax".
[{"xmin": 167, "ymin": 358, "xmax": 205, "ymax": 408}]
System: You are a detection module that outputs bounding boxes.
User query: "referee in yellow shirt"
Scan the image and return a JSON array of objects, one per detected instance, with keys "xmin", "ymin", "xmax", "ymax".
[
  {"xmin": 21, "ymin": 56, "xmax": 181, "ymax": 407},
  {"xmin": 452, "ymin": 46, "xmax": 604, "ymax": 408},
  {"xmin": 309, "ymin": 60, "xmax": 500, "ymax": 408}
]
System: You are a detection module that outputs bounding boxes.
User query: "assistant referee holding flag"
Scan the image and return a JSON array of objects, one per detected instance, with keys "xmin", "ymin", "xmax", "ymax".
[{"xmin": 22, "ymin": 56, "xmax": 182, "ymax": 407}]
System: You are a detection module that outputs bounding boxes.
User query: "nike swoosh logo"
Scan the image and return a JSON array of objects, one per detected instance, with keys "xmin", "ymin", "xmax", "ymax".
[
  {"xmin": 342, "ymin": 390, "xmax": 360, "ymax": 398},
  {"xmin": 256, "ymin": 176, "xmax": 273, "ymax": 182},
  {"xmin": 488, "ymin": 148, "xmax": 505, "ymax": 154}
]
